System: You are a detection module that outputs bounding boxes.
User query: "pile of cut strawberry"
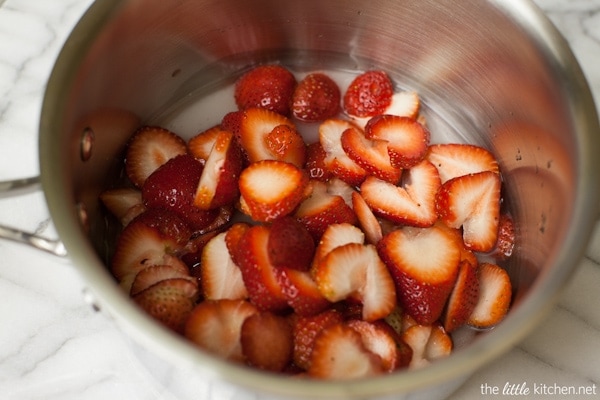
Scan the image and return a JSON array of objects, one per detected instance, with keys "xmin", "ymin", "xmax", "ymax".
[{"xmin": 100, "ymin": 65, "xmax": 515, "ymax": 379}]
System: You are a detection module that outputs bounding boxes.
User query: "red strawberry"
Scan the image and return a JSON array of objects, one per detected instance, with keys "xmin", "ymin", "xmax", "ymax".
[
  {"xmin": 130, "ymin": 262, "xmax": 195, "ymax": 296},
  {"xmin": 308, "ymin": 323, "xmax": 384, "ymax": 379},
  {"xmin": 291, "ymin": 309, "xmax": 344, "ymax": 370},
  {"xmin": 341, "ymin": 126, "xmax": 402, "ymax": 183},
  {"xmin": 131, "ymin": 207, "xmax": 193, "ymax": 247},
  {"xmin": 201, "ymin": 232, "xmax": 248, "ymax": 300},
  {"xmin": 343, "ymin": 70, "xmax": 394, "ymax": 118},
  {"xmin": 318, "ymin": 118, "xmax": 367, "ymax": 186},
  {"xmin": 325, "ymin": 177, "xmax": 355, "ymax": 207},
  {"xmin": 442, "ymin": 260, "xmax": 480, "ymax": 332},
  {"xmin": 277, "ymin": 268, "xmax": 330, "ymax": 316},
  {"xmin": 221, "ymin": 111, "xmax": 244, "ymax": 140},
  {"xmin": 99, "ymin": 188, "xmax": 145, "ymax": 226},
  {"xmin": 194, "ymin": 130, "xmax": 243, "ymax": 210},
  {"xmin": 386, "ymin": 91, "xmax": 420, "ymax": 120},
  {"xmin": 268, "ymin": 216, "xmax": 315, "ymax": 271},
  {"xmin": 426, "ymin": 143, "xmax": 499, "ymax": 184},
  {"xmin": 312, "ymin": 222, "xmax": 365, "ymax": 269},
  {"xmin": 235, "ymin": 225, "xmax": 290, "ymax": 311},
  {"xmin": 467, "ymin": 262, "xmax": 512, "ymax": 328},
  {"xmin": 224, "ymin": 222, "xmax": 250, "ymax": 266},
  {"xmin": 377, "ymin": 223, "xmax": 462, "ymax": 325},
  {"xmin": 435, "ymin": 171, "xmax": 501, "ymax": 252},
  {"xmin": 364, "ymin": 115, "xmax": 430, "ymax": 169},
  {"xmin": 234, "ymin": 65, "xmax": 297, "ymax": 116},
  {"xmin": 133, "ymin": 278, "xmax": 198, "ymax": 333},
  {"xmin": 240, "ymin": 312, "xmax": 293, "ymax": 371},
  {"xmin": 295, "ymin": 180, "xmax": 357, "ymax": 241},
  {"xmin": 491, "ymin": 213, "xmax": 515, "ymax": 260},
  {"xmin": 346, "ymin": 320, "xmax": 405, "ymax": 372},
  {"xmin": 359, "ymin": 159, "xmax": 441, "ymax": 227},
  {"xmin": 125, "ymin": 126, "xmax": 188, "ymax": 188},
  {"xmin": 292, "ymin": 72, "xmax": 341, "ymax": 122},
  {"xmin": 238, "ymin": 160, "xmax": 309, "ymax": 222},
  {"xmin": 187, "ymin": 126, "xmax": 224, "ymax": 162},
  {"xmin": 305, "ymin": 141, "xmax": 332, "ymax": 181},
  {"xmin": 351, "ymin": 191, "xmax": 382, "ymax": 245},
  {"xmin": 314, "ymin": 243, "xmax": 396, "ymax": 321},
  {"xmin": 402, "ymin": 323, "xmax": 453, "ymax": 369},
  {"xmin": 184, "ymin": 299, "xmax": 258, "ymax": 362},
  {"xmin": 238, "ymin": 108, "xmax": 305, "ymax": 167}
]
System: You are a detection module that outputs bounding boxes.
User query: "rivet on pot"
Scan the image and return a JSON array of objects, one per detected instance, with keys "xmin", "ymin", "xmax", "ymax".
[
  {"xmin": 80, "ymin": 127, "xmax": 95, "ymax": 162},
  {"xmin": 76, "ymin": 202, "xmax": 90, "ymax": 233}
]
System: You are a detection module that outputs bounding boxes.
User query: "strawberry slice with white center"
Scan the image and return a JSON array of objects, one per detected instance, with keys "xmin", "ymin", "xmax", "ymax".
[
  {"xmin": 292, "ymin": 309, "xmax": 344, "ymax": 370},
  {"xmin": 308, "ymin": 323, "xmax": 384, "ymax": 379},
  {"xmin": 314, "ymin": 242, "xmax": 396, "ymax": 321},
  {"xmin": 426, "ymin": 143, "xmax": 500, "ymax": 184},
  {"xmin": 201, "ymin": 231, "xmax": 248, "ymax": 300},
  {"xmin": 435, "ymin": 170, "xmax": 501, "ymax": 252},
  {"xmin": 99, "ymin": 187, "xmax": 145, "ymax": 226},
  {"xmin": 277, "ymin": 267, "xmax": 330, "ymax": 316},
  {"xmin": 240, "ymin": 312, "xmax": 293, "ymax": 372},
  {"xmin": 350, "ymin": 91, "xmax": 421, "ymax": 129},
  {"xmin": 467, "ymin": 262, "xmax": 512, "ymax": 328},
  {"xmin": 347, "ymin": 320, "xmax": 407, "ymax": 372},
  {"xmin": 364, "ymin": 115, "xmax": 430, "ymax": 169},
  {"xmin": 325, "ymin": 177, "xmax": 355, "ymax": 208},
  {"xmin": 184, "ymin": 299, "xmax": 258, "ymax": 362},
  {"xmin": 194, "ymin": 130, "xmax": 243, "ymax": 210},
  {"xmin": 312, "ymin": 222, "xmax": 365, "ymax": 269},
  {"xmin": 360, "ymin": 159, "xmax": 441, "ymax": 227},
  {"xmin": 341, "ymin": 126, "xmax": 402, "ymax": 183},
  {"xmin": 402, "ymin": 323, "xmax": 453, "ymax": 369},
  {"xmin": 238, "ymin": 160, "xmax": 309, "ymax": 222},
  {"xmin": 125, "ymin": 126, "xmax": 187, "ymax": 188},
  {"xmin": 377, "ymin": 223, "xmax": 462, "ymax": 325},
  {"xmin": 442, "ymin": 259, "xmax": 480, "ymax": 332},
  {"xmin": 352, "ymin": 191, "xmax": 383, "ymax": 244},
  {"xmin": 319, "ymin": 118, "xmax": 367, "ymax": 186},
  {"xmin": 187, "ymin": 126, "xmax": 224, "ymax": 162}
]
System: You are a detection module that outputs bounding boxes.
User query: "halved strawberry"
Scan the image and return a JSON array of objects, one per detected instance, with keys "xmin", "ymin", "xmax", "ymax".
[
  {"xmin": 467, "ymin": 262, "xmax": 512, "ymax": 328},
  {"xmin": 312, "ymin": 222, "xmax": 365, "ymax": 269},
  {"xmin": 240, "ymin": 312, "xmax": 293, "ymax": 371},
  {"xmin": 295, "ymin": 180, "xmax": 357, "ymax": 241},
  {"xmin": 99, "ymin": 188, "xmax": 145, "ymax": 226},
  {"xmin": 132, "ymin": 207, "xmax": 193, "ymax": 247},
  {"xmin": 292, "ymin": 72, "xmax": 341, "ymax": 122},
  {"xmin": 305, "ymin": 141, "xmax": 332, "ymax": 181},
  {"xmin": 201, "ymin": 231, "xmax": 248, "ymax": 300},
  {"xmin": 351, "ymin": 191, "xmax": 382, "ymax": 245},
  {"xmin": 238, "ymin": 108, "xmax": 304, "ymax": 166},
  {"xmin": 221, "ymin": 110, "xmax": 244, "ymax": 139},
  {"xmin": 187, "ymin": 126, "xmax": 224, "ymax": 162},
  {"xmin": 349, "ymin": 91, "xmax": 421, "ymax": 129},
  {"xmin": 234, "ymin": 64, "xmax": 297, "ymax": 116},
  {"xmin": 435, "ymin": 171, "xmax": 501, "ymax": 252},
  {"xmin": 325, "ymin": 177, "xmax": 355, "ymax": 208},
  {"xmin": 291, "ymin": 309, "xmax": 344, "ymax": 370},
  {"xmin": 133, "ymin": 278, "xmax": 198, "ymax": 333},
  {"xmin": 238, "ymin": 160, "xmax": 309, "ymax": 222},
  {"xmin": 125, "ymin": 126, "xmax": 187, "ymax": 188},
  {"xmin": 442, "ymin": 260, "xmax": 480, "ymax": 332},
  {"xmin": 364, "ymin": 115, "xmax": 430, "ymax": 169},
  {"xmin": 129, "ymin": 262, "xmax": 194, "ymax": 296},
  {"xmin": 235, "ymin": 225, "xmax": 290, "ymax": 311},
  {"xmin": 184, "ymin": 299, "xmax": 258, "ymax": 362},
  {"xmin": 360, "ymin": 159, "xmax": 440, "ymax": 227},
  {"xmin": 277, "ymin": 268, "xmax": 330, "ymax": 316},
  {"xmin": 318, "ymin": 118, "xmax": 367, "ymax": 186},
  {"xmin": 194, "ymin": 130, "xmax": 243, "ymax": 210},
  {"xmin": 346, "ymin": 320, "xmax": 405, "ymax": 372},
  {"xmin": 343, "ymin": 70, "xmax": 394, "ymax": 118},
  {"xmin": 268, "ymin": 216, "xmax": 315, "ymax": 271},
  {"xmin": 314, "ymin": 243, "xmax": 396, "ymax": 321},
  {"xmin": 224, "ymin": 222, "xmax": 250, "ymax": 266},
  {"xmin": 377, "ymin": 223, "xmax": 462, "ymax": 325},
  {"xmin": 308, "ymin": 323, "xmax": 384, "ymax": 379},
  {"xmin": 491, "ymin": 213, "xmax": 516, "ymax": 261},
  {"xmin": 341, "ymin": 126, "xmax": 402, "ymax": 183},
  {"xmin": 402, "ymin": 323, "xmax": 453, "ymax": 369},
  {"xmin": 426, "ymin": 143, "xmax": 499, "ymax": 184}
]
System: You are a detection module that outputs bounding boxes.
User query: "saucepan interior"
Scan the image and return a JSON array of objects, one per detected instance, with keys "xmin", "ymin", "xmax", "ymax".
[{"xmin": 39, "ymin": 0, "xmax": 600, "ymax": 398}]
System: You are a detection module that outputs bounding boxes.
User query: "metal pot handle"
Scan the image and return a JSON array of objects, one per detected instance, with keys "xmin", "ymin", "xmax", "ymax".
[{"xmin": 0, "ymin": 176, "xmax": 67, "ymax": 257}]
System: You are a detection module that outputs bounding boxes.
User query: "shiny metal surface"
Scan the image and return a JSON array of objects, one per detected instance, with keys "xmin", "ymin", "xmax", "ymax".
[{"xmin": 38, "ymin": 0, "xmax": 600, "ymax": 398}]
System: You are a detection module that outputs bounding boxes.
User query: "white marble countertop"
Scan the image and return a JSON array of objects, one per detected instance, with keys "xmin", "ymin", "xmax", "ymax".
[{"xmin": 1, "ymin": 1, "xmax": 600, "ymax": 399}]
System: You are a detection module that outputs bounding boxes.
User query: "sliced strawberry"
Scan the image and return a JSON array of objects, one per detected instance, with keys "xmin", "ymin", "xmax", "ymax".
[
  {"xmin": 292, "ymin": 309, "xmax": 344, "ymax": 370},
  {"xmin": 343, "ymin": 70, "xmax": 394, "ymax": 118},
  {"xmin": 234, "ymin": 64, "xmax": 297, "ymax": 116},
  {"xmin": 360, "ymin": 159, "xmax": 440, "ymax": 227},
  {"xmin": 491, "ymin": 213, "xmax": 515, "ymax": 260},
  {"xmin": 402, "ymin": 323, "xmax": 453, "ymax": 369},
  {"xmin": 133, "ymin": 278, "xmax": 198, "ymax": 333},
  {"xmin": 325, "ymin": 177, "xmax": 355, "ymax": 207},
  {"xmin": 99, "ymin": 188, "xmax": 145, "ymax": 226},
  {"xmin": 364, "ymin": 115, "xmax": 430, "ymax": 169},
  {"xmin": 125, "ymin": 126, "xmax": 187, "ymax": 188},
  {"xmin": 308, "ymin": 323, "xmax": 384, "ymax": 379},
  {"xmin": 277, "ymin": 268, "xmax": 330, "ymax": 316},
  {"xmin": 426, "ymin": 143, "xmax": 499, "ymax": 184},
  {"xmin": 295, "ymin": 180, "xmax": 357, "ymax": 241},
  {"xmin": 224, "ymin": 222, "xmax": 250, "ymax": 266},
  {"xmin": 312, "ymin": 222, "xmax": 365, "ymax": 269},
  {"xmin": 184, "ymin": 299, "xmax": 258, "ymax": 362},
  {"xmin": 130, "ymin": 262, "xmax": 194, "ymax": 296},
  {"xmin": 377, "ymin": 223, "xmax": 462, "ymax": 325},
  {"xmin": 221, "ymin": 110, "xmax": 244, "ymax": 139},
  {"xmin": 435, "ymin": 171, "xmax": 501, "ymax": 252},
  {"xmin": 187, "ymin": 126, "xmax": 224, "ymax": 162},
  {"xmin": 305, "ymin": 141, "xmax": 332, "ymax": 181},
  {"xmin": 346, "ymin": 320, "xmax": 406, "ymax": 372},
  {"xmin": 181, "ymin": 230, "xmax": 220, "ymax": 273},
  {"xmin": 341, "ymin": 126, "xmax": 402, "ymax": 183},
  {"xmin": 132, "ymin": 207, "xmax": 193, "ymax": 247},
  {"xmin": 314, "ymin": 243, "xmax": 396, "ymax": 321},
  {"xmin": 201, "ymin": 231, "xmax": 248, "ymax": 300},
  {"xmin": 268, "ymin": 216, "xmax": 315, "ymax": 271},
  {"xmin": 240, "ymin": 312, "xmax": 293, "ymax": 371},
  {"xmin": 237, "ymin": 107, "xmax": 307, "ymax": 167},
  {"xmin": 468, "ymin": 262, "xmax": 512, "ymax": 328},
  {"xmin": 386, "ymin": 91, "xmax": 420, "ymax": 120},
  {"xmin": 351, "ymin": 191, "xmax": 382, "ymax": 245},
  {"xmin": 442, "ymin": 260, "xmax": 480, "ymax": 332},
  {"xmin": 318, "ymin": 118, "xmax": 367, "ymax": 186},
  {"xmin": 238, "ymin": 160, "xmax": 309, "ymax": 222},
  {"xmin": 235, "ymin": 225, "xmax": 290, "ymax": 311},
  {"xmin": 292, "ymin": 72, "xmax": 341, "ymax": 122}
]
